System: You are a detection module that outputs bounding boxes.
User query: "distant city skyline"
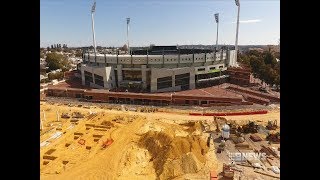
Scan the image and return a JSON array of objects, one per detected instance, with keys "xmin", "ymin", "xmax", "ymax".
[{"xmin": 40, "ymin": 0, "xmax": 280, "ymax": 47}]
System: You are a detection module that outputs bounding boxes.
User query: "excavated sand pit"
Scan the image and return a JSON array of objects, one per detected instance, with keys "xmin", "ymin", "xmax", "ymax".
[
  {"xmin": 40, "ymin": 102, "xmax": 279, "ymax": 180},
  {"xmin": 137, "ymin": 130, "xmax": 209, "ymax": 179}
]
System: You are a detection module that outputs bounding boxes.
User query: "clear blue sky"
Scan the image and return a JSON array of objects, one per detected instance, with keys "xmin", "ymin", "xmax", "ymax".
[{"xmin": 40, "ymin": 0, "xmax": 279, "ymax": 47}]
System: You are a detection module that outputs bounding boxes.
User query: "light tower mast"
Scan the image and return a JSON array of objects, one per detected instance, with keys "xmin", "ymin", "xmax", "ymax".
[{"xmin": 91, "ymin": 0, "xmax": 97, "ymax": 63}]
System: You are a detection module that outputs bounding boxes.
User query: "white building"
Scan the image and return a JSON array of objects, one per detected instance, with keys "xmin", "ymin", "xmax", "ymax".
[{"xmin": 80, "ymin": 46, "xmax": 236, "ymax": 92}]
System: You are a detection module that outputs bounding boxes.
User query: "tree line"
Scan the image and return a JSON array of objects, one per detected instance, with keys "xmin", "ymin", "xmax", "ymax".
[{"xmin": 238, "ymin": 48, "xmax": 280, "ymax": 89}]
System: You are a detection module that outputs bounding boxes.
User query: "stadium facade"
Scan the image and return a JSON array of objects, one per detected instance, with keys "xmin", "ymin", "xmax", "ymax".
[{"xmin": 81, "ymin": 45, "xmax": 237, "ymax": 92}]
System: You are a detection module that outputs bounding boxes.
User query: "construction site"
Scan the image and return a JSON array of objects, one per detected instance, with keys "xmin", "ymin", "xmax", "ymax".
[{"xmin": 40, "ymin": 98, "xmax": 280, "ymax": 180}]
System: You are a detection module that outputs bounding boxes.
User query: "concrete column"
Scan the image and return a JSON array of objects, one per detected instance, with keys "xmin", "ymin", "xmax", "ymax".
[
  {"xmin": 92, "ymin": 67, "xmax": 95, "ymax": 84},
  {"xmin": 172, "ymin": 73, "xmax": 175, "ymax": 88},
  {"xmin": 117, "ymin": 64, "xmax": 123, "ymax": 87},
  {"xmin": 81, "ymin": 65, "xmax": 85, "ymax": 86},
  {"xmin": 178, "ymin": 49, "xmax": 180, "ymax": 68},
  {"xmin": 103, "ymin": 67, "xmax": 109, "ymax": 88},
  {"xmin": 221, "ymin": 49, "xmax": 224, "ymax": 63},
  {"xmin": 150, "ymin": 69, "xmax": 157, "ymax": 93},
  {"xmin": 189, "ymin": 68, "xmax": 196, "ymax": 90},
  {"xmin": 141, "ymin": 65, "xmax": 147, "ymax": 89}
]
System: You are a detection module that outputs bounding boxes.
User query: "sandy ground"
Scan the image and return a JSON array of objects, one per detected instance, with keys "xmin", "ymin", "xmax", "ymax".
[{"xmin": 40, "ymin": 102, "xmax": 280, "ymax": 180}]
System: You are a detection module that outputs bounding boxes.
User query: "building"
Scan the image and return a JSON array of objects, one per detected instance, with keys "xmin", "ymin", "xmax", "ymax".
[{"xmin": 80, "ymin": 45, "xmax": 237, "ymax": 93}]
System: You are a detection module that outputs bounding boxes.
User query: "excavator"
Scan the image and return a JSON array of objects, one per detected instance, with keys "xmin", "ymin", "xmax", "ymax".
[{"xmin": 266, "ymin": 120, "xmax": 278, "ymax": 130}]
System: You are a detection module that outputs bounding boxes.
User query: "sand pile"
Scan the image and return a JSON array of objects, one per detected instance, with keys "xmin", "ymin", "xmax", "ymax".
[
  {"xmin": 138, "ymin": 130, "xmax": 208, "ymax": 179},
  {"xmin": 117, "ymin": 144, "xmax": 156, "ymax": 179},
  {"xmin": 179, "ymin": 121, "xmax": 204, "ymax": 134},
  {"xmin": 137, "ymin": 121, "xmax": 165, "ymax": 135}
]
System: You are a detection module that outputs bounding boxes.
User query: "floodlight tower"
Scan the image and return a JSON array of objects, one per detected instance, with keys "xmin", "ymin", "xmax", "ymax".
[
  {"xmin": 234, "ymin": 0, "xmax": 240, "ymax": 67},
  {"xmin": 126, "ymin": 17, "xmax": 130, "ymax": 54},
  {"xmin": 91, "ymin": 0, "xmax": 97, "ymax": 63},
  {"xmin": 214, "ymin": 13, "xmax": 219, "ymax": 50}
]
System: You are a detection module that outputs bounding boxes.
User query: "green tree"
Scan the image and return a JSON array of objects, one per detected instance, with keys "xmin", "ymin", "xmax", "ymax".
[
  {"xmin": 75, "ymin": 50, "xmax": 83, "ymax": 57},
  {"xmin": 45, "ymin": 53, "xmax": 71, "ymax": 72},
  {"xmin": 48, "ymin": 72, "xmax": 64, "ymax": 80},
  {"xmin": 239, "ymin": 49, "xmax": 280, "ymax": 87},
  {"xmin": 263, "ymin": 51, "xmax": 277, "ymax": 67}
]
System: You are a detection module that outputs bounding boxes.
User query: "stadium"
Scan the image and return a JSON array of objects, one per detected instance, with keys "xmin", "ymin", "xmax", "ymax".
[
  {"xmin": 44, "ymin": 1, "xmax": 280, "ymax": 107},
  {"xmin": 81, "ymin": 45, "xmax": 237, "ymax": 93}
]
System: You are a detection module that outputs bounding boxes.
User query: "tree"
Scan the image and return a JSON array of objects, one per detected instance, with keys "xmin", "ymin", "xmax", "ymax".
[
  {"xmin": 120, "ymin": 44, "xmax": 128, "ymax": 51},
  {"xmin": 239, "ymin": 49, "xmax": 280, "ymax": 87},
  {"xmin": 263, "ymin": 51, "xmax": 277, "ymax": 67},
  {"xmin": 75, "ymin": 50, "xmax": 82, "ymax": 57},
  {"xmin": 45, "ymin": 52, "xmax": 71, "ymax": 72},
  {"xmin": 48, "ymin": 72, "xmax": 64, "ymax": 80}
]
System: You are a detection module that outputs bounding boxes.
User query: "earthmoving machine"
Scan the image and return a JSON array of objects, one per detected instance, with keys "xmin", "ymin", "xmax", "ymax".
[
  {"xmin": 238, "ymin": 121, "xmax": 259, "ymax": 134},
  {"xmin": 266, "ymin": 120, "xmax": 278, "ymax": 130},
  {"xmin": 266, "ymin": 132, "xmax": 280, "ymax": 143}
]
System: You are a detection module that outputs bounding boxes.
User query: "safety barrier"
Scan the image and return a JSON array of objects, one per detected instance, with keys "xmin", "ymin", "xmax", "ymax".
[{"xmin": 189, "ymin": 110, "xmax": 268, "ymax": 116}]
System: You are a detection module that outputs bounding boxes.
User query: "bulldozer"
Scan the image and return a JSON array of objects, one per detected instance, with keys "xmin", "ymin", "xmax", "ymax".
[{"xmin": 266, "ymin": 120, "xmax": 278, "ymax": 130}]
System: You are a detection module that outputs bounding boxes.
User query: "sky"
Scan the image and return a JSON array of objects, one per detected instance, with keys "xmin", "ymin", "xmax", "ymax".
[{"xmin": 40, "ymin": 0, "xmax": 280, "ymax": 47}]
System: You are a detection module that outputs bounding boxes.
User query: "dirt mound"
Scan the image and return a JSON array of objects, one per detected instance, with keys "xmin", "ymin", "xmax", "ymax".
[
  {"xmin": 100, "ymin": 121, "xmax": 114, "ymax": 127},
  {"xmin": 181, "ymin": 152, "xmax": 203, "ymax": 173},
  {"xmin": 179, "ymin": 121, "xmax": 204, "ymax": 134},
  {"xmin": 138, "ymin": 131, "xmax": 208, "ymax": 179}
]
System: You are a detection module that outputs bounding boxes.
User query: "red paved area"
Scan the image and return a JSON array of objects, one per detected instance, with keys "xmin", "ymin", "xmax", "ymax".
[
  {"xmin": 159, "ymin": 86, "xmax": 242, "ymax": 99},
  {"xmin": 47, "ymin": 78, "xmax": 88, "ymax": 89},
  {"xmin": 48, "ymin": 79, "xmax": 242, "ymax": 99}
]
